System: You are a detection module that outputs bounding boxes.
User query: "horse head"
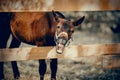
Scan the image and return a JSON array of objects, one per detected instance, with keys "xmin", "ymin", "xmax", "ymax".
[{"xmin": 52, "ymin": 10, "xmax": 85, "ymax": 54}]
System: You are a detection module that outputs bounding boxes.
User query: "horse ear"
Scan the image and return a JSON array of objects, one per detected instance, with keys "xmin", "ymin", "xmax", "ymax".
[
  {"xmin": 52, "ymin": 10, "xmax": 59, "ymax": 22},
  {"xmin": 73, "ymin": 16, "xmax": 85, "ymax": 26}
]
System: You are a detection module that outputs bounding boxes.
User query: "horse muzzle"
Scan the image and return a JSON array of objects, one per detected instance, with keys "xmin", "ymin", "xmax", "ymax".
[{"xmin": 56, "ymin": 37, "xmax": 68, "ymax": 54}]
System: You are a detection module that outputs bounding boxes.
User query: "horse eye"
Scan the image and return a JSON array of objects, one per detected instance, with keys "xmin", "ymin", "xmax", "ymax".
[
  {"xmin": 68, "ymin": 30, "xmax": 74, "ymax": 33},
  {"xmin": 57, "ymin": 26, "xmax": 60, "ymax": 28},
  {"xmin": 71, "ymin": 30, "xmax": 74, "ymax": 33},
  {"xmin": 69, "ymin": 30, "xmax": 74, "ymax": 33}
]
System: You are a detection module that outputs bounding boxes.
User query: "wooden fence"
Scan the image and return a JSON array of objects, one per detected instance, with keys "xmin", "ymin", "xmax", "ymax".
[{"xmin": 0, "ymin": 43, "xmax": 120, "ymax": 68}]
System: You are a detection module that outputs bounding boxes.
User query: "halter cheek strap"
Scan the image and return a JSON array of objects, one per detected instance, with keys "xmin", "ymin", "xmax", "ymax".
[
  {"xmin": 65, "ymin": 37, "xmax": 73, "ymax": 47},
  {"xmin": 54, "ymin": 30, "xmax": 58, "ymax": 45}
]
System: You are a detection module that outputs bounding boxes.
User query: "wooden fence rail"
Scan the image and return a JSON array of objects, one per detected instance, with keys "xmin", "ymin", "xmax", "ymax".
[
  {"xmin": 0, "ymin": 43, "xmax": 120, "ymax": 61},
  {"xmin": 0, "ymin": 0, "xmax": 119, "ymax": 12},
  {"xmin": 0, "ymin": 43, "xmax": 120, "ymax": 68}
]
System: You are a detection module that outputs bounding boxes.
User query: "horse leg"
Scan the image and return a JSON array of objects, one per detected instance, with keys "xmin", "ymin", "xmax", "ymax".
[
  {"xmin": 50, "ymin": 58, "xmax": 58, "ymax": 80},
  {"xmin": 45, "ymin": 36, "xmax": 58, "ymax": 80},
  {"xmin": 11, "ymin": 61, "xmax": 20, "ymax": 79},
  {"xmin": 0, "ymin": 42, "xmax": 8, "ymax": 80},
  {"xmin": 39, "ymin": 59, "xmax": 47, "ymax": 80},
  {"xmin": 0, "ymin": 12, "xmax": 11, "ymax": 80},
  {"xmin": 0, "ymin": 62, "xmax": 4, "ymax": 80},
  {"xmin": 9, "ymin": 36, "xmax": 21, "ymax": 79}
]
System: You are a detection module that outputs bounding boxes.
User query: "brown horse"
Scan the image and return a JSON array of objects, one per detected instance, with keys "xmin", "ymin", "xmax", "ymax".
[{"xmin": 0, "ymin": 11, "xmax": 85, "ymax": 80}]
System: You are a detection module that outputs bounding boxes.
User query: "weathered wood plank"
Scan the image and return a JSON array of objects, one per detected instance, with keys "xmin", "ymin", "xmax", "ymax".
[
  {"xmin": 0, "ymin": 0, "xmax": 119, "ymax": 12},
  {"xmin": 0, "ymin": 43, "xmax": 120, "ymax": 62},
  {"xmin": 102, "ymin": 55, "xmax": 120, "ymax": 69}
]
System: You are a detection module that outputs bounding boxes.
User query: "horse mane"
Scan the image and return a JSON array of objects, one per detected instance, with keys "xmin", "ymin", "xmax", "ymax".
[{"xmin": 55, "ymin": 11, "xmax": 66, "ymax": 19}]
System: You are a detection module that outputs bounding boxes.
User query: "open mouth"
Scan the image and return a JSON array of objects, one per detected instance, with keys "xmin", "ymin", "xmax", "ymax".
[
  {"xmin": 56, "ymin": 43, "xmax": 65, "ymax": 54},
  {"xmin": 56, "ymin": 37, "xmax": 67, "ymax": 54}
]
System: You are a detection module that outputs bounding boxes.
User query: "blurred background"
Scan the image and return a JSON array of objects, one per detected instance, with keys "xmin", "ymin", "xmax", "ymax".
[
  {"xmin": 63, "ymin": 11, "xmax": 120, "ymax": 45},
  {"xmin": 0, "ymin": 0, "xmax": 120, "ymax": 80}
]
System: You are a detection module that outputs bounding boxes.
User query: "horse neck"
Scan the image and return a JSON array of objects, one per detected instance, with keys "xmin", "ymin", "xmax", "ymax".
[{"xmin": 47, "ymin": 12, "xmax": 57, "ymax": 38}]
